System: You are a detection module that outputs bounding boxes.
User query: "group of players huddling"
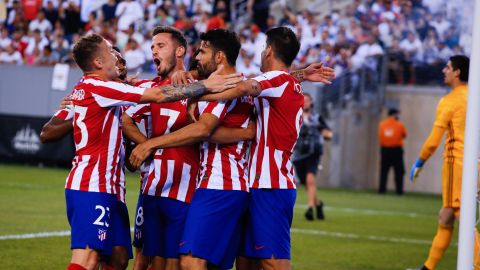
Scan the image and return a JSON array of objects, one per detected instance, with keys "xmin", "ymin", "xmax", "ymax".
[{"xmin": 40, "ymin": 25, "xmax": 335, "ymax": 270}]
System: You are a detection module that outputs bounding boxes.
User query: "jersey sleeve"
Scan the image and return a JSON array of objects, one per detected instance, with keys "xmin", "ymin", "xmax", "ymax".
[
  {"xmin": 125, "ymin": 104, "xmax": 151, "ymax": 123},
  {"xmin": 251, "ymin": 71, "xmax": 295, "ymax": 98},
  {"xmin": 82, "ymin": 79, "xmax": 146, "ymax": 107},
  {"xmin": 54, "ymin": 107, "xmax": 74, "ymax": 121},
  {"xmin": 197, "ymin": 101, "xmax": 228, "ymax": 121},
  {"xmin": 433, "ymin": 97, "xmax": 454, "ymax": 129}
]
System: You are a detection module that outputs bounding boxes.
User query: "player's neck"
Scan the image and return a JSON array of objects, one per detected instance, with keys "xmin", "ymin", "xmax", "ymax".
[
  {"xmin": 266, "ymin": 59, "xmax": 288, "ymax": 72},
  {"xmin": 84, "ymin": 71, "xmax": 109, "ymax": 81},
  {"xmin": 166, "ymin": 61, "xmax": 186, "ymax": 80},
  {"xmin": 219, "ymin": 64, "xmax": 236, "ymax": 75},
  {"xmin": 450, "ymin": 80, "xmax": 467, "ymax": 89}
]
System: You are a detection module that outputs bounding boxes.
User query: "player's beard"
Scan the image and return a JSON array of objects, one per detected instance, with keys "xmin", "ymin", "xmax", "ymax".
[
  {"xmin": 156, "ymin": 51, "xmax": 177, "ymax": 78},
  {"xmin": 197, "ymin": 55, "xmax": 217, "ymax": 80}
]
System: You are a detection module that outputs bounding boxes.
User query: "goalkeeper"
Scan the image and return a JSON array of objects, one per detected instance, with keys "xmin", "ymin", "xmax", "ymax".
[{"xmin": 409, "ymin": 55, "xmax": 472, "ymax": 270}]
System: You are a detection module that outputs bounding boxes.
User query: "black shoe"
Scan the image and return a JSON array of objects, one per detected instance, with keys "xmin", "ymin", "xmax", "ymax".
[
  {"xmin": 305, "ymin": 207, "xmax": 314, "ymax": 221},
  {"xmin": 405, "ymin": 265, "xmax": 429, "ymax": 270},
  {"xmin": 316, "ymin": 201, "xmax": 325, "ymax": 220}
]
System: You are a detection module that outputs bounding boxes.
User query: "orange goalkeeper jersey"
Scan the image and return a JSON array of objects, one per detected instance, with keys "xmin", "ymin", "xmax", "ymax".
[{"xmin": 424, "ymin": 85, "xmax": 467, "ymax": 162}]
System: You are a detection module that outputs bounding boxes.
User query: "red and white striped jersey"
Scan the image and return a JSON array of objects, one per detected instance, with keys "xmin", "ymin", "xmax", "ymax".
[
  {"xmin": 197, "ymin": 98, "xmax": 253, "ymax": 191},
  {"xmin": 130, "ymin": 78, "xmax": 200, "ymax": 203},
  {"xmin": 54, "ymin": 107, "xmax": 74, "ymax": 120},
  {"xmin": 124, "ymin": 100, "xmax": 153, "ymax": 189},
  {"xmin": 65, "ymin": 75, "xmax": 145, "ymax": 202},
  {"xmin": 248, "ymin": 71, "xmax": 304, "ymax": 189}
]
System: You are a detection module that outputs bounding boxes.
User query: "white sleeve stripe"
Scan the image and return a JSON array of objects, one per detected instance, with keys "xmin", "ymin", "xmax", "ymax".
[
  {"xmin": 92, "ymin": 93, "xmax": 137, "ymax": 107},
  {"xmin": 252, "ymin": 70, "xmax": 288, "ymax": 82},
  {"xmin": 259, "ymin": 81, "xmax": 289, "ymax": 98},
  {"xmin": 83, "ymin": 78, "xmax": 145, "ymax": 95},
  {"xmin": 125, "ymin": 104, "xmax": 150, "ymax": 117}
]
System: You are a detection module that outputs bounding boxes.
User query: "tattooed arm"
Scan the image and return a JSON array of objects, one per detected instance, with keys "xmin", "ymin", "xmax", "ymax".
[
  {"xmin": 140, "ymin": 72, "xmax": 243, "ymax": 104},
  {"xmin": 291, "ymin": 62, "xmax": 335, "ymax": 84},
  {"xmin": 197, "ymin": 79, "xmax": 262, "ymax": 102},
  {"xmin": 140, "ymin": 81, "xmax": 207, "ymax": 103}
]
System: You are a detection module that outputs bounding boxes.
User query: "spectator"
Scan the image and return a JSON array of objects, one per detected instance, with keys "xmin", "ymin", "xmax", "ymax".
[
  {"xmin": 35, "ymin": 44, "xmax": 59, "ymax": 65},
  {"xmin": 101, "ymin": 0, "xmax": 117, "ymax": 22},
  {"xmin": 43, "ymin": 0, "xmax": 58, "ymax": 26},
  {"xmin": 399, "ymin": 31, "xmax": 423, "ymax": 84},
  {"xmin": 0, "ymin": 44, "xmax": 23, "ymax": 64},
  {"xmin": 352, "ymin": 34, "xmax": 384, "ymax": 71},
  {"xmin": 236, "ymin": 50, "xmax": 260, "ymax": 78},
  {"xmin": 25, "ymin": 29, "xmax": 48, "ymax": 57},
  {"xmin": 22, "ymin": 0, "xmax": 42, "ymax": 21},
  {"xmin": 123, "ymin": 38, "xmax": 145, "ymax": 74},
  {"xmin": 60, "ymin": 0, "xmax": 81, "ymax": 40},
  {"xmin": 10, "ymin": 28, "xmax": 28, "ymax": 57},
  {"xmin": 430, "ymin": 13, "xmax": 451, "ymax": 39},
  {"xmin": 50, "ymin": 30, "xmax": 69, "ymax": 59},
  {"xmin": 115, "ymin": 0, "xmax": 143, "ymax": 31},
  {"xmin": 0, "ymin": 27, "xmax": 12, "ymax": 50},
  {"xmin": 28, "ymin": 10, "xmax": 52, "ymax": 36},
  {"xmin": 241, "ymin": 24, "xmax": 266, "ymax": 67}
]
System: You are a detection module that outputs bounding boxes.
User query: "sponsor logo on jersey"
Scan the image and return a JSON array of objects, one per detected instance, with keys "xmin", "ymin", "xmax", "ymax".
[{"xmin": 12, "ymin": 125, "xmax": 41, "ymax": 153}]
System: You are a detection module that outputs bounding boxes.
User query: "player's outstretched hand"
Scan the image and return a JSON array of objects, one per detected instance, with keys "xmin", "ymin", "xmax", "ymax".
[
  {"xmin": 203, "ymin": 64, "xmax": 243, "ymax": 93},
  {"xmin": 129, "ymin": 141, "xmax": 154, "ymax": 169},
  {"xmin": 410, "ymin": 158, "xmax": 425, "ymax": 182},
  {"xmin": 304, "ymin": 62, "xmax": 335, "ymax": 84},
  {"xmin": 126, "ymin": 72, "xmax": 140, "ymax": 85},
  {"xmin": 172, "ymin": 70, "xmax": 194, "ymax": 85}
]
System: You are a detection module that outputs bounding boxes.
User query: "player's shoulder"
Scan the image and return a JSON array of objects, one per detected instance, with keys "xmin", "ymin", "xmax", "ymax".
[{"xmin": 252, "ymin": 70, "xmax": 291, "ymax": 82}]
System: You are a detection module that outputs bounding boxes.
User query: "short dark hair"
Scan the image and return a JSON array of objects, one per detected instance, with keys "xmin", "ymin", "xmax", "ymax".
[
  {"xmin": 265, "ymin": 27, "xmax": 300, "ymax": 67},
  {"xmin": 72, "ymin": 34, "xmax": 104, "ymax": 72},
  {"xmin": 450, "ymin": 55, "xmax": 470, "ymax": 82},
  {"xmin": 152, "ymin": 26, "xmax": 187, "ymax": 54},
  {"xmin": 199, "ymin": 29, "xmax": 241, "ymax": 66},
  {"xmin": 388, "ymin": 108, "xmax": 399, "ymax": 116}
]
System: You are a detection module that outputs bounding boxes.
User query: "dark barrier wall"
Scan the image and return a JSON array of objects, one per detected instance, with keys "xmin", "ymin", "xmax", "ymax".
[{"xmin": 0, "ymin": 114, "xmax": 75, "ymax": 166}]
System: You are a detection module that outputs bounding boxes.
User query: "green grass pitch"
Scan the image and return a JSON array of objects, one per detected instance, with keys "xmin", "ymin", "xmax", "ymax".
[{"xmin": 0, "ymin": 164, "xmax": 457, "ymax": 269}]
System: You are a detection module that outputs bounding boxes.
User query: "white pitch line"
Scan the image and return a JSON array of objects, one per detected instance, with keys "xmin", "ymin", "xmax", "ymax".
[
  {"xmin": 295, "ymin": 204, "xmax": 434, "ymax": 218},
  {"xmin": 291, "ymin": 228, "xmax": 434, "ymax": 245},
  {"xmin": 0, "ymin": 228, "xmax": 435, "ymax": 246}
]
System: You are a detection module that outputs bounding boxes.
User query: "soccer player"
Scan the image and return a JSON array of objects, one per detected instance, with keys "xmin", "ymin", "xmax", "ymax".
[
  {"xmin": 127, "ymin": 28, "xmax": 255, "ymax": 270},
  {"xmin": 130, "ymin": 26, "xmax": 334, "ymax": 270},
  {"xmin": 122, "ymin": 26, "xmax": 202, "ymax": 270},
  {"xmin": 409, "ymin": 55, "xmax": 470, "ymax": 270},
  {"xmin": 63, "ymin": 33, "xmax": 241, "ymax": 270}
]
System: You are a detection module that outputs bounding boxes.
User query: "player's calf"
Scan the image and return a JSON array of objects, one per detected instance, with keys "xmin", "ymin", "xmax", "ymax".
[
  {"xmin": 179, "ymin": 254, "xmax": 207, "ymax": 270},
  {"xmin": 70, "ymin": 248, "xmax": 100, "ymax": 270}
]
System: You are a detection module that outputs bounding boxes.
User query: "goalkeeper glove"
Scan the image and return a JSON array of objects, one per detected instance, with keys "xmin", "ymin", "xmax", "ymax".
[{"xmin": 410, "ymin": 158, "xmax": 425, "ymax": 182}]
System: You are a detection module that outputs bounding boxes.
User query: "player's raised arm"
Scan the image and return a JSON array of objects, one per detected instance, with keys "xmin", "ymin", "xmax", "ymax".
[
  {"xmin": 197, "ymin": 79, "xmax": 263, "ymax": 101},
  {"xmin": 40, "ymin": 116, "xmax": 73, "ymax": 143},
  {"xmin": 290, "ymin": 62, "xmax": 336, "ymax": 84}
]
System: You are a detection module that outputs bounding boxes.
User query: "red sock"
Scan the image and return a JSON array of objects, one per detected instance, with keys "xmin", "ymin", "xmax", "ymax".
[
  {"xmin": 67, "ymin": 263, "xmax": 87, "ymax": 270},
  {"xmin": 147, "ymin": 267, "xmax": 153, "ymax": 270}
]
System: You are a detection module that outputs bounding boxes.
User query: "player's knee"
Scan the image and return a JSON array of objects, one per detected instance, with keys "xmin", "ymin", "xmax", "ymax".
[{"xmin": 438, "ymin": 208, "xmax": 456, "ymax": 226}]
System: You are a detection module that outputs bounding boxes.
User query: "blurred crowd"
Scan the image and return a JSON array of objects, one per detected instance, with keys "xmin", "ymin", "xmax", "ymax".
[{"xmin": 0, "ymin": 0, "xmax": 472, "ymax": 84}]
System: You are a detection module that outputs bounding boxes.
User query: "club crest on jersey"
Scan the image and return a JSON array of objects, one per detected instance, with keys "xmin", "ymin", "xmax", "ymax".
[
  {"xmin": 135, "ymin": 229, "xmax": 142, "ymax": 240},
  {"xmin": 70, "ymin": 89, "xmax": 85, "ymax": 100},
  {"xmin": 98, "ymin": 229, "xmax": 107, "ymax": 241},
  {"xmin": 241, "ymin": 96, "xmax": 254, "ymax": 105},
  {"xmin": 180, "ymin": 99, "xmax": 187, "ymax": 106}
]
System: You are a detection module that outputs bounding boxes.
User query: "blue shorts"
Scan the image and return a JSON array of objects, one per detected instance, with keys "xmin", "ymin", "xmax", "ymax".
[
  {"xmin": 179, "ymin": 188, "xmax": 249, "ymax": 270},
  {"xmin": 142, "ymin": 195, "xmax": 189, "ymax": 258},
  {"xmin": 132, "ymin": 192, "xmax": 144, "ymax": 248},
  {"xmin": 66, "ymin": 189, "xmax": 118, "ymax": 254},
  {"xmin": 107, "ymin": 201, "xmax": 133, "ymax": 259},
  {"xmin": 242, "ymin": 189, "xmax": 296, "ymax": 259}
]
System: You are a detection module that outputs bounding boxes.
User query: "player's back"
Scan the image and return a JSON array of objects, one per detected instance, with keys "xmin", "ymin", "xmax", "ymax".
[
  {"xmin": 440, "ymin": 85, "xmax": 467, "ymax": 161},
  {"xmin": 249, "ymin": 70, "xmax": 304, "ymax": 189}
]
